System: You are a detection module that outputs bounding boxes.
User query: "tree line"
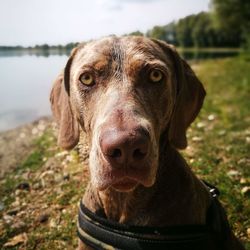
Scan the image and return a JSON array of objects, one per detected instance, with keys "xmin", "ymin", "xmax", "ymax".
[{"xmin": 141, "ymin": 12, "xmax": 241, "ymax": 48}]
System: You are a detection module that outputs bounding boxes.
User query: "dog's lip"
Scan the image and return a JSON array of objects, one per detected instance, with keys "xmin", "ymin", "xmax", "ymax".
[
  {"xmin": 111, "ymin": 178, "xmax": 138, "ymax": 192},
  {"xmin": 98, "ymin": 176, "xmax": 138, "ymax": 191}
]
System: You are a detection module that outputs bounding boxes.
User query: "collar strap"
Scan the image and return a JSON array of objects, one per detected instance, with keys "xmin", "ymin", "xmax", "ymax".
[
  {"xmin": 77, "ymin": 182, "xmax": 222, "ymax": 250},
  {"xmin": 78, "ymin": 201, "xmax": 218, "ymax": 250}
]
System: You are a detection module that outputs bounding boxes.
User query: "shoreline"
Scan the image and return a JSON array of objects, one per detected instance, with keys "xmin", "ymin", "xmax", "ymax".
[{"xmin": 0, "ymin": 117, "xmax": 53, "ymax": 178}]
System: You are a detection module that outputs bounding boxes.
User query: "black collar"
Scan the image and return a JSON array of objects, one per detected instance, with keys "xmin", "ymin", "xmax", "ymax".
[{"xmin": 77, "ymin": 182, "xmax": 225, "ymax": 250}]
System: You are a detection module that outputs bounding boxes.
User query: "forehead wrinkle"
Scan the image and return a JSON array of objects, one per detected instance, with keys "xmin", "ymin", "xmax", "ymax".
[{"xmin": 110, "ymin": 39, "xmax": 126, "ymax": 81}]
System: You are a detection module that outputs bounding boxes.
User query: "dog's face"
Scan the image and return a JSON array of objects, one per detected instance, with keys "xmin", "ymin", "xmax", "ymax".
[{"xmin": 50, "ymin": 36, "xmax": 205, "ymax": 192}]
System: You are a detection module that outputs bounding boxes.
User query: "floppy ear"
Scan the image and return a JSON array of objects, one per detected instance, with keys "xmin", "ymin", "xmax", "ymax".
[
  {"xmin": 153, "ymin": 40, "xmax": 206, "ymax": 149},
  {"xmin": 50, "ymin": 48, "xmax": 79, "ymax": 150}
]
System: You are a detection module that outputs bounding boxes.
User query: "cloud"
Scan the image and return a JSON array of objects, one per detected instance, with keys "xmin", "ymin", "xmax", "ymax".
[
  {"xmin": 97, "ymin": 0, "xmax": 164, "ymax": 11},
  {"xmin": 97, "ymin": 0, "xmax": 123, "ymax": 11}
]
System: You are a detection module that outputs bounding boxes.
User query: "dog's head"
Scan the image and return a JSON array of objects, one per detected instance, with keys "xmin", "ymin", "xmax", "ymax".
[{"xmin": 50, "ymin": 36, "xmax": 205, "ymax": 192}]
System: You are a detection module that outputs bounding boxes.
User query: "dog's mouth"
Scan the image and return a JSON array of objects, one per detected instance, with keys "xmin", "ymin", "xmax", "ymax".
[
  {"xmin": 111, "ymin": 178, "xmax": 138, "ymax": 192},
  {"xmin": 95, "ymin": 165, "xmax": 156, "ymax": 192}
]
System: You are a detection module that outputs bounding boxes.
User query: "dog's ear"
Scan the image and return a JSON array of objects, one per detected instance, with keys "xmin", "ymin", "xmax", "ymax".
[
  {"xmin": 50, "ymin": 48, "xmax": 79, "ymax": 150},
  {"xmin": 153, "ymin": 40, "xmax": 206, "ymax": 149}
]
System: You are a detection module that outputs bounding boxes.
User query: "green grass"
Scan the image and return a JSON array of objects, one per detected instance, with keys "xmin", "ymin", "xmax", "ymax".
[{"xmin": 185, "ymin": 56, "xmax": 250, "ymax": 247}]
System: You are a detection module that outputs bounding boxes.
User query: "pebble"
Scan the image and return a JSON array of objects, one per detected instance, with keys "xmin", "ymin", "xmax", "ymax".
[
  {"xmin": 240, "ymin": 178, "xmax": 247, "ymax": 184},
  {"xmin": 192, "ymin": 136, "xmax": 203, "ymax": 142},
  {"xmin": 3, "ymin": 214, "xmax": 14, "ymax": 224},
  {"xmin": 32, "ymin": 127, "xmax": 39, "ymax": 135},
  {"xmin": 241, "ymin": 186, "xmax": 250, "ymax": 195},
  {"xmin": 218, "ymin": 130, "xmax": 226, "ymax": 136},
  {"xmin": 19, "ymin": 133, "xmax": 26, "ymax": 139},
  {"xmin": 208, "ymin": 114, "xmax": 216, "ymax": 121},
  {"xmin": 246, "ymin": 137, "xmax": 250, "ymax": 144},
  {"xmin": 33, "ymin": 182, "xmax": 42, "ymax": 190},
  {"xmin": 196, "ymin": 122, "xmax": 205, "ymax": 128},
  {"xmin": 247, "ymin": 228, "xmax": 250, "ymax": 238},
  {"xmin": 40, "ymin": 170, "xmax": 54, "ymax": 178},
  {"xmin": 49, "ymin": 218, "xmax": 57, "ymax": 228},
  {"xmin": 227, "ymin": 170, "xmax": 240, "ymax": 177},
  {"xmin": 11, "ymin": 221, "xmax": 26, "ymax": 231},
  {"xmin": 11, "ymin": 199, "xmax": 21, "ymax": 207}
]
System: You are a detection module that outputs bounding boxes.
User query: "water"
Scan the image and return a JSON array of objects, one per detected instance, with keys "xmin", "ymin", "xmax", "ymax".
[
  {"xmin": 0, "ymin": 52, "xmax": 68, "ymax": 131},
  {"xmin": 0, "ymin": 49, "xmax": 239, "ymax": 132}
]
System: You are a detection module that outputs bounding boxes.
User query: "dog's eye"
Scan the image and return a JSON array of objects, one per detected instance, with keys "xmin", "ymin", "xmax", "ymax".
[
  {"xmin": 149, "ymin": 69, "xmax": 163, "ymax": 83},
  {"xmin": 79, "ymin": 73, "xmax": 94, "ymax": 86}
]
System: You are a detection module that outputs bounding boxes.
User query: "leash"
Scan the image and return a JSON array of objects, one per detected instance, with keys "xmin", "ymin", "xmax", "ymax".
[{"xmin": 77, "ymin": 182, "xmax": 227, "ymax": 250}]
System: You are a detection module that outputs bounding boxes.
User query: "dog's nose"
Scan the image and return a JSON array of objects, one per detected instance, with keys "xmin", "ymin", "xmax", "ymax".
[{"xmin": 100, "ymin": 127, "xmax": 150, "ymax": 166}]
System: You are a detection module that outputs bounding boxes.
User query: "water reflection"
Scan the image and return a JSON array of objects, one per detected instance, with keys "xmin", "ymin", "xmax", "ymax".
[
  {"xmin": 180, "ymin": 50, "xmax": 239, "ymax": 61},
  {"xmin": 0, "ymin": 53, "xmax": 68, "ymax": 131},
  {"xmin": 0, "ymin": 49, "xmax": 70, "ymax": 58}
]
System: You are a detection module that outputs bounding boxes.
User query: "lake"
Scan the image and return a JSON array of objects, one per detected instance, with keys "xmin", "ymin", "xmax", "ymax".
[{"xmin": 0, "ymin": 49, "xmax": 239, "ymax": 132}]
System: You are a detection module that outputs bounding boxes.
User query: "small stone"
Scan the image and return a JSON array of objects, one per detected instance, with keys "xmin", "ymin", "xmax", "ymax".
[
  {"xmin": 15, "ymin": 189, "xmax": 21, "ymax": 196},
  {"xmin": 38, "ymin": 123, "xmax": 46, "ymax": 131},
  {"xmin": 32, "ymin": 127, "xmax": 38, "ymax": 135},
  {"xmin": 37, "ymin": 213, "xmax": 49, "ymax": 223},
  {"xmin": 19, "ymin": 133, "xmax": 26, "ymax": 139},
  {"xmin": 208, "ymin": 114, "xmax": 216, "ymax": 121},
  {"xmin": 247, "ymin": 228, "xmax": 250, "ymax": 238},
  {"xmin": 55, "ymin": 151, "xmax": 68, "ymax": 158},
  {"xmin": 3, "ymin": 233, "xmax": 28, "ymax": 247},
  {"xmin": 11, "ymin": 199, "xmax": 21, "ymax": 207},
  {"xmin": 196, "ymin": 122, "xmax": 205, "ymax": 128},
  {"xmin": 16, "ymin": 182, "xmax": 30, "ymax": 190},
  {"xmin": 3, "ymin": 214, "xmax": 14, "ymax": 224},
  {"xmin": 11, "ymin": 221, "xmax": 26, "ymax": 231},
  {"xmin": 49, "ymin": 218, "xmax": 57, "ymax": 228},
  {"xmin": 241, "ymin": 186, "xmax": 250, "ymax": 195},
  {"xmin": 227, "ymin": 170, "xmax": 240, "ymax": 177},
  {"xmin": 218, "ymin": 130, "xmax": 226, "ymax": 136},
  {"xmin": 33, "ymin": 182, "xmax": 42, "ymax": 190},
  {"xmin": 246, "ymin": 137, "xmax": 250, "ymax": 144},
  {"xmin": 40, "ymin": 170, "xmax": 54, "ymax": 178},
  {"xmin": 240, "ymin": 178, "xmax": 247, "ymax": 184},
  {"xmin": 54, "ymin": 174, "xmax": 63, "ymax": 183},
  {"xmin": 192, "ymin": 136, "xmax": 203, "ymax": 142}
]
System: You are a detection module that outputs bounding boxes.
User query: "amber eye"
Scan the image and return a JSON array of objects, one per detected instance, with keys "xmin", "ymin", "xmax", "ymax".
[
  {"xmin": 149, "ymin": 69, "xmax": 163, "ymax": 83},
  {"xmin": 79, "ymin": 73, "xmax": 94, "ymax": 86}
]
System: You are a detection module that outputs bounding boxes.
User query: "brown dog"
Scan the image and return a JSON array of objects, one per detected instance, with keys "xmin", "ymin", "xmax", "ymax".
[{"xmin": 50, "ymin": 36, "xmax": 244, "ymax": 250}]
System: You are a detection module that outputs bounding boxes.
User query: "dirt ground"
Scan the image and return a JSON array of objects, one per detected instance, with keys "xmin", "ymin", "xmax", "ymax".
[{"xmin": 0, "ymin": 117, "xmax": 52, "ymax": 178}]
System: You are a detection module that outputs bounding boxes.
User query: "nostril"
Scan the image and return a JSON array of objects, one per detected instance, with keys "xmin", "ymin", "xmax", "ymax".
[
  {"xmin": 110, "ymin": 148, "xmax": 122, "ymax": 158},
  {"xmin": 133, "ymin": 148, "xmax": 147, "ymax": 161}
]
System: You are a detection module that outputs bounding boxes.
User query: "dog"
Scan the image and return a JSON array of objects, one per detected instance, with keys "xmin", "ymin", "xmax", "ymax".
[{"xmin": 50, "ymin": 36, "xmax": 244, "ymax": 250}]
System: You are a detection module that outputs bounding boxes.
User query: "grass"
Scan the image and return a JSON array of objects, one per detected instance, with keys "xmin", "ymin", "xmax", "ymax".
[
  {"xmin": 0, "ymin": 55, "xmax": 249, "ymax": 249},
  {"xmin": 185, "ymin": 56, "xmax": 250, "ymax": 247}
]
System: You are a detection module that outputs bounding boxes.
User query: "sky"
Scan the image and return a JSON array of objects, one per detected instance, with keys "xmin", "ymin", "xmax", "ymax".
[{"xmin": 0, "ymin": 0, "xmax": 210, "ymax": 46}]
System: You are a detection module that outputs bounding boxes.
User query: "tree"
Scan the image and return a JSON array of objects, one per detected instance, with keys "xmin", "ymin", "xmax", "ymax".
[
  {"xmin": 176, "ymin": 15, "xmax": 197, "ymax": 47},
  {"xmin": 212, "ymin": 0, "xmax": 250, "ymax": 48},
  {"xmin": 128, "ymin": 31, "xmax": 144, "ymax": 37},
  {"xmin": 146, "ymin": 26, "xmax": 167, "ymax": 41}
]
